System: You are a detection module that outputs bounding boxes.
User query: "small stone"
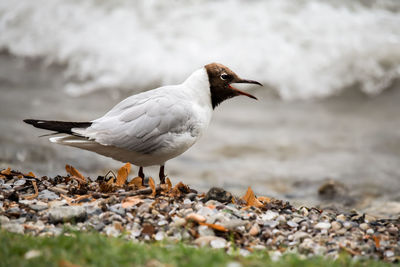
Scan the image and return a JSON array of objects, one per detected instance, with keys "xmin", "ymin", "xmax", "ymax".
[
  {"xmin": 171, "ymin": 217, "xmax": 186, "ymax": 227},
  {"xmin": 194, "ymin": 236, "xmax": 224, "ymax": 247},
  {"xmin": 186, "ymin": 213, "xmax": 206, "ymax": 223},
  {"xmin": 204, "ymin": 187, "xmax": 232, "ymax": 203},
  {"xmin": 0, "ymin": 215, "xmax": 10, "ymax": 224},
  {"xmin": 104, "ymin": 225, "xmax": 120, "ymax": 237},
  {"xmin": 387, "ymin": 226, "xmax": 398, "ymax": 235},
  {"xmin": 155, "ymin": 231, "xmax": 165, "ymax": 241},
  {"xmin": 331, "ymin": 221, "xmax": 342, "ymax": 230},
  {"xmin": 183, "ymin": 198, "xmax": 192, "ymax": 205},
  {"xmin": 343, "ymin": 221, "xmax": 352, "ymax": 229},
  {"xmin": 29, "ymin": 204, "xmax": 48, "ymax": 212},
  {"xmin": 14, "ymin": 179, "xmax": 26, "ymax": 186},
  {"xmin": 314, "ymin": 222, "xmax": 331, "ymax": 230},
  {"xmin": 366, "ymin": 228, "xmax": 374, "ymax": 235},
  {"xmin": 38, "ymin": 189, "xmax": 59, "ymax": 200},
  {"xmin": 336, "ymin": 214, "xmax": 346, "ymax": 221},
  {"xmin": 198, "ymin": 225, "xmax": 215, "ymax": 237},
  {"xmin": 384, "ymin": 250, "xmax": 394, "ymax": 258},
  {"xmin": 2, "ymin": 223, "xmax": 24, "ymax": 234},
  {"xmin": 157, "ymin": 220, "xmax": 168, "ymax": 226},
  {"xmin": 249, "ymin": 224, "xmax": 260, "ymax": 236},
  {"xmin": 221, "ymin": 219, "xmax": 247, "ymax": 231},
  {"xmin": 359, "ymin": 223, "xmax": 369, "ymax": 231},
  {"xmin": 226, "ymin": 262, "xmax": 242, "ymax": 267},
  {"xmin": 48, "ymin": 206, "xmax": 86, "ymax": 223},
  {"xmin": 24, "ymin": 249, "xmax": 42, "ymax": 259},
  {"xmin": 299, "ymin": 207, "xmax": 309, "ymax": 216},
  {"xmin": 287, "ymin": 221, "xmax": 299, "ymax": 228},
  {"xmin": 263, "ymin": 220, "xmax": 278, "ymax": 228},
  {"xmin": 210, "ymin": 238, "xmax": 227, "ymax": 249},
  {"xmin": 261, "ymin": 210, "xmax": 279, "ymax": 221}
]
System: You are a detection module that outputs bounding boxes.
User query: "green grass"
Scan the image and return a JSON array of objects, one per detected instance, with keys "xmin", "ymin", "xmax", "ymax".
[{"xmin": 0, "ymin": 230, "xmax": 393, "ymax": 267}]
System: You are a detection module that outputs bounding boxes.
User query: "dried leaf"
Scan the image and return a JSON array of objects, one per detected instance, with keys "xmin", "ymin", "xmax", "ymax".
[
  {"xmin": 99, "ymin": 181, "xmax": 114, "ymax": 193},
  {"xmin": 0, "ymin": 175, "xmax": 5, "ymax": 179},
  {"xmin": 141, "ymin": 223, "xmax": 155, "ymax": 236},
  {"xmin": 122, "ymin": 196, "xmax": 143, "ymax": 208},
  {"xmin": 25, "ymin": 171, "xmax": 36, "ymax": 178},
  {"xmin": 241, "ymin": 187, "xmax": 263, "ymax": 208},
  {"xmin": 169, "ymin": 182, "xmax": 190, "ymax": 198},
  {"xmin": 149, "ymin": 177, "xmax": 156, "ymax": 197},
  {"xmin": 65, "ymin": 165, "xmax": 86, "ymax": 182},
  {"xmin": 1, "ymin": 167, "xmax": 11, "ymax": 175},
  {"xmin": 199, "ymin": 222, "xmax": 228, "ymax": 232},
  {"xmin": 166, "ymin": 177, "xmax": 172, "ymax": 191},
  {"xmin": 24, "ymin": 181, "xmax": 38, "ymax": 200},
  {"xmin": 257, "ymin": 196, "xmax": 271, "ymax": 203},
  {"xmin": 116, "ymin": 162, "xmax": 131, "ymax": 186},
  {"xmin": 128, "ymin": 177, "xmax": 144, "ymax": 189},
  {"xmin": 373, "ymin": 235, "xmax": 380, "ymax": 248}
]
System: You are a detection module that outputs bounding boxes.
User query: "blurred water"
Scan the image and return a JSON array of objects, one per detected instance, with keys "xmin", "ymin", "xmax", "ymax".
[
  {"xmin": 1, "ymin": 54, "xmax": 399, "ymax": 217},
  {"xmin": 0, "ymin": 0, "xmax": 399, "ymax": 99}
]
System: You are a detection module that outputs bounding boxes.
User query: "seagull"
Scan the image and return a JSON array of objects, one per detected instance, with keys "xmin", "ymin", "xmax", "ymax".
[{"xmin": 24, "ymin": 63, "xmax": 262, "ymax": 184}]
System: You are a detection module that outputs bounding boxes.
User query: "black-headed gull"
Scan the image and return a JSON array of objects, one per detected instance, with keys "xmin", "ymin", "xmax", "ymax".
[{"xmin": 24, "ymin": 63, "xmax": 262, "ymax": 184}]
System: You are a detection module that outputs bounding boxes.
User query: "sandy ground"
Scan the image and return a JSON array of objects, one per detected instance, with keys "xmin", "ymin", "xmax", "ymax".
[{"xmin": 1, "ymin": 54, "xmax": 400, "ymax": 217}]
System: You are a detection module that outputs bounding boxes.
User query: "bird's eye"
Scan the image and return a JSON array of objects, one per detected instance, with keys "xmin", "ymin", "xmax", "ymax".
[{"xmin": 220, "ymin": 73, "xmax": 230, "ymax": 80}]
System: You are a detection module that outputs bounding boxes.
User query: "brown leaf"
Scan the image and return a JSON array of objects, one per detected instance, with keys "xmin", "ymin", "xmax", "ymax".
[
  {"xmin": 24, "ymin": 181, "xmax": 38, "ymax": 200},
  {"xmin": 99, "ymin": 181, "xmax": 114, "ymax": 193},
  {"xmin": 166, "ymin": 177, "xmax": 172, "ymax": 191},
  {"xmin": 25, "ymin": 171, "xmax": 36, "ymax": 178},
  {"xmin": 122, "ymin": 196, "xmax": 143, "ymax": 208},
  {"xmin": 1, "ymin": 167, "xmax": 11, "ymax": 175},
  {"xmin": 169, "ymin": 182, "xmax": 190, "ymax": 198},
  {"xmin": 116, "ymin": 162, "xmax": 131, "ymax": 186},
  {"xmin": 241, "ymin": 187, "xmax": 263, "ymax": 208},
  {"xmin": 199, "ymin": 222, "xmax": 228, "ymax": 232},
  {"xmin": 128, "ymin": 177, "xmax": 143, "ymax": 189},
  {"xmin": 141, "ymin": 223, "xmax": 155, "ymax": 236},
  {"xmin": 149, "ymin": 177, "xmax": 156, "ymax": 197},
  {"xmin": 65, "ymin": 165, "xmax": 86, "ymax": 182},
  {"xmin": 257, "ymin": 196, "xmax": 271, "ymax": 203},
  {"xmin": 373, "ymin": 235, "xmax": 380, "ymax": 248}
]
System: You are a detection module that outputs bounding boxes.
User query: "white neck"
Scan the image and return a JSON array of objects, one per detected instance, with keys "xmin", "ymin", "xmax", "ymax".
[{"xmin": 182, "ymin": 68, "xmax": 211, "ymax": 108}]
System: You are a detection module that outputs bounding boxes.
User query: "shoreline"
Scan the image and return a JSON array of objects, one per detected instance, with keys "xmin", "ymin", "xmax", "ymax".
[{"xmin": 1, "ymin": 167, "xmax": 399, "ymax": 262}]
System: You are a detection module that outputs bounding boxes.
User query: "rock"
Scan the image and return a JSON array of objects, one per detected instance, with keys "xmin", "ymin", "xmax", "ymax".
[
  {"xmin": 194, "ymin": 236, "xmax": 225, "ymax": 247},
  {"xmin": 366, "ymin": 229, "xmax": 374, "ymax": 235},
  {"xmin": 104, "ymin": 225, "xmax": 120, "ymax": 237},
  {"xmin": 29, "ymin": 204, "xmax": 48, "ymax": 212},
  {"xmin": 331, "ymin": 221, "xmax": 342, "ymax": 230},
  {"xmin": 249, "ymin": 224, "xmax": 260, "ymax": 236},
  {"xmin": 387, "ymin": 226, "xmax": 398, "ymax": 235},
  {"xmin": 171, "ymin": 217, "xmax": 186, "ymax": 227},
  {"xmin": 263, "ymin": 220, "xmax": 279, "ymax": 228},
  {"xmin": 314, "ymin": 222, "xmax": 331, "ymax": 230},
  {"xmin": 155, "ymin": 231, "xmax": 165, "ymax": 241},
  {"xmin": 287, "ymin": 221, "xmax": 299, "ymax": 228},
  {"xmin": 24, "ymin": 250, "xmax": 42, "ymax": 259},
  {"xmin": 220, "ymin": 219, "xmax": 247, "ymax": 231},
  {"xmin": 359, "ymin": 223, "xmax": 369, "ymax": 231},
  {"xmin": 210, "ymin": 238, "xmax": 227, "ymax": 249},
  {"xmin": 204, "ymin": 187, "xmax": 232, "ymax": 203},
  {"xmin": 2, "ymin": 222, "xmax": 24, "ymax": 234},
  {"xmin": 318, "ymin": 180, "xmax": 348, "ymax": 200},
  {"xmin": 38, "ymin": 189, "xmax": 60, "ymax": 200},
  {"xmin": 336, "ymin": 214, "xmax": 346, "ymax": 221},
  {"xmin": 384, "ymin": 250, "xmax": 394, "ymax": 258},
  {"xmin": 0, "ymin": 215, "xmax": 10, "ymax": 224},
  {"xmin": 14, "ymin": 179, "xmax": 26, "ymax": 186},
  {"xmin": 48, "ymin": 206, "xmax": 86, "ymax": 223},
  {"xmin": 261, "ymin": 210, "xmax": 279, "ymax": 221},
  {"xmin": 198, "ymin": 225, "xmax": 215, "ymax": 237},
  {"xmin": 186, "ymin": 193, "xmax": 197, "ymax": 201}
]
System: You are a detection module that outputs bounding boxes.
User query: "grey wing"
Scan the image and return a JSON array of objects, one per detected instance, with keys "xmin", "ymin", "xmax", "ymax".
[{"xmin": 79, "ymin": 92, "xmax": 193, "ymax": 154}]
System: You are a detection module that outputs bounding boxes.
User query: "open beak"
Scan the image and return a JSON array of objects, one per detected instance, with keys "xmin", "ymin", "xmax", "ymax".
[{"xmin": 229, "ymin": 79, "xmax": 262, "ymax": 100}]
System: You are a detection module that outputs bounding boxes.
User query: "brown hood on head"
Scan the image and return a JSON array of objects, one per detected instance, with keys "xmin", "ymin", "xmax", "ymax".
[{"xmin": 205, "ymin": 63, "xmax": 262, "ymax": 109}]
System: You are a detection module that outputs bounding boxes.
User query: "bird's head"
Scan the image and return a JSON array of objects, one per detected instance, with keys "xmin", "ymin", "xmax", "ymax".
[{"xmin": 205, "ymin": 63, "xmax": 262, "ymax": 109}]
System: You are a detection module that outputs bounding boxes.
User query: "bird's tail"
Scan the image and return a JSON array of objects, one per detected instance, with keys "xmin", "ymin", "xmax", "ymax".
[{"xmin": 23, "ymin": 119, "xmax": 92, "ymax": 135}]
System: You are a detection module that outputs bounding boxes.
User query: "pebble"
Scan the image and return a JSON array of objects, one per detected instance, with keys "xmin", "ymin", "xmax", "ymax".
[
  {"xmin": 314, "ymin": 222, "xmax": 331, "ymax": 230},
  {"xmin": 263, "ymin": 220, "xmax": 279, "ymax": 228},
  {"xmin": 359, "ymin": 223, "xmax": 369, "ymax": 231},
  {"xmin": 331, "ymin": 221, "xmax": 342, "ymax": 230},
  {"xmin": 194, "ymin": 236, "xmax": 224, "ymax": 247},
  {"xmin": 48, "ymin": 206, "xmax": 87, "ymax": 223},
  {"xmin": 262, "ymin": 210, "xmax": 279, "ymax": 221},
  {"xmin": 249, "ymin": 224, "xmax": 260, "ymax": 236},
  {"xmin": 198, "ymin": 225, "xmax": 215, "ymax": 237},
  {"xmin": 185, "ymin": 213, "xmax": 206, "ymax": 223},
  {"xmin": 204, "ymin": 187, "xmax": 232, "ymax": 203},
  {"xmin": 287, "ymin": 221, "xmax": 299, "ymax": 228},
  {"xmin": 210, "ymin": 238, "xmax": 227, "ymax": 249},
  {"xmin": 38, "ymin": 190, "xmax": 60, "ymax": 200},
  {"xmin": 336, "ymin": 214, "xmax": 346, "ymax": 221},
  {"xmin": 2, "ymin": 222, "xmax": 24, "ymax": 234}
]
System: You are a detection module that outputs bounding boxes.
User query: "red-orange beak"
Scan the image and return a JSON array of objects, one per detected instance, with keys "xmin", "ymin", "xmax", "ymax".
[{"xmin": 229, "ymin": 79, "xmax": 262, "ymax": 100}]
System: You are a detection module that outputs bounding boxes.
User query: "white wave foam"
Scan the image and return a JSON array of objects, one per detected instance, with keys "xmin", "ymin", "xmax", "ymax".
[{"xmin": 1, "ymin": 0, "xmax": 399, "ymax": 99}]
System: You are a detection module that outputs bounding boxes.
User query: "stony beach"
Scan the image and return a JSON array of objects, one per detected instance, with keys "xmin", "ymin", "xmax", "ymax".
[{"xmin": 0, "ymin": 166, "xmax": 399, "ymax": 263}]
